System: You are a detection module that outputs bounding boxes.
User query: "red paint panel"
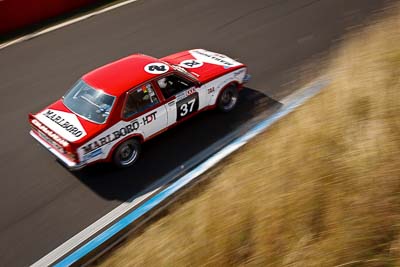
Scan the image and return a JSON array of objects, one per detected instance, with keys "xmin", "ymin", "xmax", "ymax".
[{"xmin": 82, "ymin": 54, "xmax": 169, "ymax": 97}]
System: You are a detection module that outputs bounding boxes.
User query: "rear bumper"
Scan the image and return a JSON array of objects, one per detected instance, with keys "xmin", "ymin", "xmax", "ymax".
[{"xmin": 30, "ymin": 130, "xmax": 85, "ymax": 171}]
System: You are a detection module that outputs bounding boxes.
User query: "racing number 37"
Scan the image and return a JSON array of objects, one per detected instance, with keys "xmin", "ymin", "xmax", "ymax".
[{"xmin": 176, "ymin": 93, "xmax": 199, "ymax": 120}]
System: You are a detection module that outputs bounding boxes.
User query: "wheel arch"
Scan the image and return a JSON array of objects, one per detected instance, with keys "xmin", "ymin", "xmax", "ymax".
[
  {"xmin": 211, "ymin": 80, "xmax": 240, "ymax": 107},
  {"xmin": 106, "ymin": 133, "xmax": 144, "ymax": 162}
]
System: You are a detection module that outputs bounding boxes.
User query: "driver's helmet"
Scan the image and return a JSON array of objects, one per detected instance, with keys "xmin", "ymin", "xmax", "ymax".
[{"xmin": 158, "ymin": 77, "xmax": 167, "ymax": 89}]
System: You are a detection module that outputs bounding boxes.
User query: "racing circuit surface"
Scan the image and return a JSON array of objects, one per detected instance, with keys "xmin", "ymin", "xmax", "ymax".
[{"xmin": 0, "ymin": 0, "xmax": 394, "ymax": 266}]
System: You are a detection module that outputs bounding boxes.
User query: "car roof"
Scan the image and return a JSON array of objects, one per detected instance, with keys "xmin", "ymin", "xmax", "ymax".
[{"xmin": 82, "ymin": 54, "xmax": 170, "ymax": 97}]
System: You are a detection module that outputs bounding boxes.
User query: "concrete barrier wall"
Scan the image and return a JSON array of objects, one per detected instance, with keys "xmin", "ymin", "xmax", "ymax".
[{"xmin": 0, "ymin": 0, "xmax": 99, "ymax": 35}]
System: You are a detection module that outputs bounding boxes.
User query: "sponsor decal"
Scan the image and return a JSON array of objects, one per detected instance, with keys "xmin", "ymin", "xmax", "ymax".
[
  {"xmin": 83, "ymin": 147, "xmax": 102, "ymax": 161},
  {"xmin": 43, "ymin": 110, "xmax": 83, "ymax": 138},
  {"xmin": 207, "ymin": 87, "xmax": 215, "ymax": 94},
  {"xmin": 190, "ymin": 49, "xmax": 240, "ymax": 68},
  {"xmin": 176, "ymin": 87, "xmax": 196, "ymax": 101},
  {"xmin": 144, "ymin": 63, "xmax": 169, "ymax": 74},
  {"xmin": 179, "ymin": 59, "xmax": 203, "ymax": 68},
  {"xmin": 233, "ymin": 69, "xmax": 245, "ymax": 77},
  {"xmin": 31, "ymin": 119, "xmax": 69, "ymax": 147},
  {"xmin": 36, "ymin": 109, "xmax": 87, "ymax": 142},
  {"xmin": 186, "ymin": 88, "xmax": 196, "ymax": 96},
  {"xmin": 82, "ymin": 111, "xmax": 157, "ymax": 154}
]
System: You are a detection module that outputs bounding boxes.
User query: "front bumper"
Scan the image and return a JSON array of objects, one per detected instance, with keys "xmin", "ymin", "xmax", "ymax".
[
  {"xmin": 243, "ymin": 74, "xmax": 251, "ymax": 84},
  {"xmin": 30, "ymin": 130, "xmax": 85, "ymax": 171}
]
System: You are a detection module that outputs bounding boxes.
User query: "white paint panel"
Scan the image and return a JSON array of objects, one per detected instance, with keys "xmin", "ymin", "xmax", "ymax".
[
  {"xmin": 36, "ymin": 109, "xmax": 87, "ymax": 142},
  {"xmin": 189, "ymin": 49, "xmax": 242, "ymax": 68}
]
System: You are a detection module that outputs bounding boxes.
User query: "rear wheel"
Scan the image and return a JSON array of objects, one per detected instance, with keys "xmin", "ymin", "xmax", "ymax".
[
  {"xmin": 113, "ymin": 139, "xmax": 141, "ymax": 168},
  {"xmin": 217, "ymin": 84, "xmax": 239, "ymax": 112}
]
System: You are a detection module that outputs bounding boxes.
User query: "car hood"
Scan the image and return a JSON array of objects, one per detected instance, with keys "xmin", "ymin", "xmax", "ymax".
[
  {"xmin": 32, "ymin": 99, "xmax": 108, "ymax": 145},
  {"xmin": 161, "ymin": 49, "xmax": 244, "ymax": 83}
]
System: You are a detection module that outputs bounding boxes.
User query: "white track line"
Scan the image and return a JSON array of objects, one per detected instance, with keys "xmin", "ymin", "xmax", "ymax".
[{"xmin": 0, "ymin": 0, "xmax": 139, "ymax": 50}]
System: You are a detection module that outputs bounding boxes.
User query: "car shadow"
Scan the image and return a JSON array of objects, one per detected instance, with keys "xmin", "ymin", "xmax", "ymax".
[{"xmin": 71, "ymin": 88, "xmax": 281, "ymax": 201}]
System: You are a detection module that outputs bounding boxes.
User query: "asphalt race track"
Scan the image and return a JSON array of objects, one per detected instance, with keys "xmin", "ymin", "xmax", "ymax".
[{"xmin": 0, "ymin": 0, "xmax": 394, "ymax": 266}]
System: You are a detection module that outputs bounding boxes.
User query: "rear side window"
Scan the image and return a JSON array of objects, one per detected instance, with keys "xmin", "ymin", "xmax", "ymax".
[
  {"xmin": 157, "ymin": 74, "xmax": 195, "ymax": 99},
  {"xmin": 123, "ymin": 83, "xmax": 159, "ymax": 118}
]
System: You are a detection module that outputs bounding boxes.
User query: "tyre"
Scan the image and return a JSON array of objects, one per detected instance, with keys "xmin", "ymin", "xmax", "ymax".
[
  {"xmin": 217, "ymin": 84, "xmax": 239, "ymax": 112},
  {"xmin": 113, "ymin": 138, "xmax": 141, "ymax": 167}
]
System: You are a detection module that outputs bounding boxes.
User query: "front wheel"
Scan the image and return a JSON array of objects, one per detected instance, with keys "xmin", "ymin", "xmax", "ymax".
[
  {"xmin": 217, "ymin": 84, "xmax": 239, "ymax": 112},
  {"xmin": 113, "ymin": 139, "xmax": 141, "ymax": 168}
]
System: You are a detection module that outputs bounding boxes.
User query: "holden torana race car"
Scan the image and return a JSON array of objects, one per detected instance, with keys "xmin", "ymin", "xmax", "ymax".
[{"xmin": 29, "ymin": 49, "xmax": 250, "ymax": 170}]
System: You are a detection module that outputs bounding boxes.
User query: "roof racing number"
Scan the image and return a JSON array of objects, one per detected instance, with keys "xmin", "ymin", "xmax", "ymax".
[
  {"xmin": 144, "ymin": 63, "xmax": 169, "ymax": 74},
  {"xmin": 179, "ymin": 59, "xmax": 204, "ymax": 69}
]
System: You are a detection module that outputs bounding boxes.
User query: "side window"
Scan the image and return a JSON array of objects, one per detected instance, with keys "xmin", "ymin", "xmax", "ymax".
[
  {"xmin": 123, "ymin": 83, "xmax": 159, "ymax": 118},
  {"xmin": 157, "ymin": 74, "xmax": 194, "ymax": 99}
]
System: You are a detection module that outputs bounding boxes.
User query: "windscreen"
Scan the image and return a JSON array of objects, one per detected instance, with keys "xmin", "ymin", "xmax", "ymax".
[
  {"xmin": 172, "ymin": 64, "xmax": 198, "ymax": 80},
  {"xmin": 63, "ymin": 80, "xmax": 115, "ymax": 124}
]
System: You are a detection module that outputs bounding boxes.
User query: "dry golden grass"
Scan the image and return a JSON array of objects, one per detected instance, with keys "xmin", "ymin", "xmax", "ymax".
[{"xmin": 99, "ymin": 6, "xmax": 400, "ymax": 267}]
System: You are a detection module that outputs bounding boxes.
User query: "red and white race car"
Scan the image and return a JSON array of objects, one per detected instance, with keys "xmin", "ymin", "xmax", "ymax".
[{"xmin": 29, "ymin": 49, "xmax": 250, "ymax": 169}]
